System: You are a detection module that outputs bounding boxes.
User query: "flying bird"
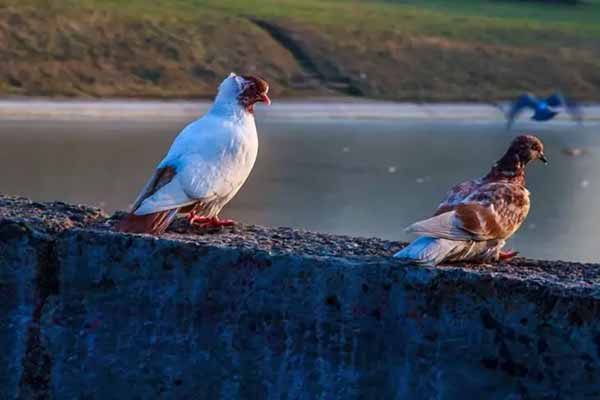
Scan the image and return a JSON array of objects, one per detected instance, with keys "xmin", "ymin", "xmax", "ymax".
[
  {"xmin": 117, "ymin": 73, "xmax": 270, "ymax": 235},
  {"xmin": 506, "ymin": 92, "xmax": 582, "ymax": 129},
  {"xmin": 394, "ymin": 135, "xmax": 548, "ymax": 266}
]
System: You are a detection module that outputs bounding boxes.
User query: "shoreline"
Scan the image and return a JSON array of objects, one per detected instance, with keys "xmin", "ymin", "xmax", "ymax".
[{"xmin": 1, "ymin": 98, "xmax": 600, "ymax": 122}]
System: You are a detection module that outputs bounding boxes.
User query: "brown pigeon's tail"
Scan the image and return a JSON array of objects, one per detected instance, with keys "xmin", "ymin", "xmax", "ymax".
[
  {"xmin": 393, "ymin": 236, "xmax": 463, "ymax": 266},
  {"xmin": 117, "ymin": 209, "xmax": 178, "ymax": 235}
]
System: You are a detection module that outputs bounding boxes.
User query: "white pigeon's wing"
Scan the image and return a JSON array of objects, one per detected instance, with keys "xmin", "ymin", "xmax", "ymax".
[
  {"xmin": 132, "ymin": 158, "xmax": 232, "ymax": 216},
  {"xmin": 131, "ymin": 167, "xmax": 170, "ymax": 212},
  {"xmin": 130, "ymin": 165, "xmax": 196, "ymax": 215},
  {"xmin": 135, "ymin": 114, "xmax": 256, "ymax": 215},
  {"xmin": 134, "ymin": 174, "xmax": 197, "ymax": 215},
  {"xmin": 130, "ymin": 170, "xmax": 158, "ymax": 212},
  {"xmin": 132, "ymin": 118, "xmax": 222, "ymax": 216},
  {"xmin": 176, "ymin": 150, "xmax": 254, "ymax": 200},
  {"xmin": 171, "ymin": 113, "xmax": 257, "ymax": 201},
  {"xmin": 407, "ymin": 202, "xmax": 506, "ymax": 241}
]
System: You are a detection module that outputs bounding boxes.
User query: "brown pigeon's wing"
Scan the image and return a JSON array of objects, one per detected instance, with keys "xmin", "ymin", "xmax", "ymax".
[
  {"xmin": 434, "ymin": 179, "xmax": 481, "ymax": 216},
  {"xmin": 406, "ymin": 210, "xmax": 469, "ymax": 240},
  {"xmin": 410, "ymin": 178, "xmax": 531, "ymax": 242},
  {"xmin": 408, "ymin": 202, "xmax": 506, "ymax": 241},
  {"xmin": 461, "ymin": 182, "xmax": 531, "ymax": 240},
  {"xmin": 453, "ymin": 202, "xmax": 508, "ymax": 240},
  {"xmin": 131, "ymin": 165, "xmax": 178, "ymax": 212}
]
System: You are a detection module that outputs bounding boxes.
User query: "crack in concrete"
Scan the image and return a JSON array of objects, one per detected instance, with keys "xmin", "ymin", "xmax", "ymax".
[{"xmin": 16, "ymin": 228, "xmax": 57, "ymax": 400}]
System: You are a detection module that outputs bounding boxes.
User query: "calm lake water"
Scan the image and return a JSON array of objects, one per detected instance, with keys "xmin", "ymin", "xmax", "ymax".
[{"xmin": 1, "ymin": 107, "xmax": 599, "ymax": 262}]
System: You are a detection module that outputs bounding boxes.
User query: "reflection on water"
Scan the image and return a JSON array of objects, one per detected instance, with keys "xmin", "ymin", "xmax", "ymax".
[{"xmin": 1, "ymin": 115, "xmax": 599, "ymax": 262}]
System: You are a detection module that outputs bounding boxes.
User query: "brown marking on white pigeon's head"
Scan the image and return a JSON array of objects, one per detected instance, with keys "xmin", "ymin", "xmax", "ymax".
[
  {"xmin": 237, "ymin": 75, "xmax": 270, "ymax": 113},
  {"xmin": 490, "ymin": 134, "xmax": 547, "ymax": 180},
  {"xmin": 215, "ymin": 73, "xmax": 270, "ymax": 113}
]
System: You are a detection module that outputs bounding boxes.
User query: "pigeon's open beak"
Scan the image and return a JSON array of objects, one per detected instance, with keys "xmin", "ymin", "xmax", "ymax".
[{"xmin": 539, "ymin": 153, "xmax": 549, "ymax": 165}]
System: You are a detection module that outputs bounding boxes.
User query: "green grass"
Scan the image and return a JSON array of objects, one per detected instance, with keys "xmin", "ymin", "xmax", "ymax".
[
  {"xmin": 393, "ymin": 0, "xmax": 600, "ymax": 24},
  {"xmin": 15, "ymin": 0, "xmax": 600, "ymax": 42},
  {"xmin": 54, "ymin": 0, "xmax": 600, "ymax": 34},
  {"xmin": 1, "ymin": 0, "xmax": 600, "ymax": 100}
]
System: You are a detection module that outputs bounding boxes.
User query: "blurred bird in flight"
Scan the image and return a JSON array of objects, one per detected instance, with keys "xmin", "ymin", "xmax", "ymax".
[{"xmin": 505, "ymin": 92, "xmax": 582, "ymax": 130}]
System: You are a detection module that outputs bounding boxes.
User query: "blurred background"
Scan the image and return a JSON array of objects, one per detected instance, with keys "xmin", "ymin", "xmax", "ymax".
[{"xmin": 1, "ymin": 0, "xmax": 600, "ymax": 261}]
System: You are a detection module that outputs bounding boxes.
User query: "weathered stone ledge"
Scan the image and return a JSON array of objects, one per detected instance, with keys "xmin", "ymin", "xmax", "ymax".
[{"xmin": 2, "ymin": 195, "xmax": 600, "ymax": 399}]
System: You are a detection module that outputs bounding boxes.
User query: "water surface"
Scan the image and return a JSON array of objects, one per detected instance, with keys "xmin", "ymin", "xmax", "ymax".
[{"xmin": 1, "ymin": 110, "xmax": 599, "ymax": 262}]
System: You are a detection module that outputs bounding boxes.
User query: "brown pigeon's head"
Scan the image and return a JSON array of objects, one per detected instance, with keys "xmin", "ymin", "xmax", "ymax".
[
  {"xmin": 507, "ymin": 134, "xmax": 548, "ymax": 165},
  {"xmin": 237, "ymin": 75, "xmax": 270, "ymax": 112}
]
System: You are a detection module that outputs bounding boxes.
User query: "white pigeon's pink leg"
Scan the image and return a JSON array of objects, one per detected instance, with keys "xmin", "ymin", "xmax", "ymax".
[
  {"xmin": 205, "ymin": 217, "xmax": 236, "ymax": 227},
  {"xmin": 188, "ymin": 211, "xmax": 211, "ymax": 226},
  {"xmin": 191, "ymin": 216, "xmax": 236, "ymax": 228},
  {"xmin": 499, "ymin": 249, "xmax": 519, "ymax": 261}
]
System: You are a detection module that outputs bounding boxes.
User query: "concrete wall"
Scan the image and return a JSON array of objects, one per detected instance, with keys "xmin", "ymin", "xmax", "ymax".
[
  {"xmin": 2, "ymin": 196, "xmax": 600, "ymax": 400},
  {"xmin": 0, "ymin": 220, "xmax": 40, "ymax": 399}
]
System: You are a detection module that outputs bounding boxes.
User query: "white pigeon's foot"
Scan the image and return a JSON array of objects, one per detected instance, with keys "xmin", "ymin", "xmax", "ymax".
[
  {"xmin": 188, "ymin": 213, "xmax": 209, "ymax": 225},
  {"xmin": 189, "ymin": 214, "xmax": 235, "ymax": 228},
  {"xmin": 207, "ymin": 217, "xmax": 236, "ymax": 228},
  {"xmin": 499, "ymin": 249, "xmax": 519, "ymax": 261}
]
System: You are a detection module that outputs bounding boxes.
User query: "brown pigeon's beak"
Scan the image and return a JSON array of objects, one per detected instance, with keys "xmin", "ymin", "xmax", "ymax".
[
  {"xmin": 539, "ymin": 153, "xmax": 549, "ymax": 165},
  {"xmin": 258, "ymin": 91, "xmax": 271, "ymax": 105}
]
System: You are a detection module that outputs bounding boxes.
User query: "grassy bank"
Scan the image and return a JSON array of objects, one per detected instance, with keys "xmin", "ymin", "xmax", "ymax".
[{"xmin": 1, "ymin": 0, "xmax": 600, "ymax": 100}]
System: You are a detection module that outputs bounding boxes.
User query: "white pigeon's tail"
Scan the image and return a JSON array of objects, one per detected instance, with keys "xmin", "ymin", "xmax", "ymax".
[
  {"xmin": 117, "ymin": 208, "xmax": 179, "ymax": 235},
  {"xmin": 393, "ymin": 236, "xmax": 464, "ymax": 266}
]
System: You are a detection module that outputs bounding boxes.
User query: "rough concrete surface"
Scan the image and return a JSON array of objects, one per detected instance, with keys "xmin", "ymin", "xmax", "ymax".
[{"xmin": 1, "ymin": 195, "xmax": 600, "ymax": 400}]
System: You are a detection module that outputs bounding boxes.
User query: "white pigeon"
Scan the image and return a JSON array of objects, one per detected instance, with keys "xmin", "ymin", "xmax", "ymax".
[{"xmin": 118, "ymin": 73, "xmax": 270, "ymax": 235}]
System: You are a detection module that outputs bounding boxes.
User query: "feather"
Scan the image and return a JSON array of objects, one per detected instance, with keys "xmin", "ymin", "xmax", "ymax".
[
  {"xmin": 406, "ymin": 211, "xmax": 473, "ymax": 241},
  {"xmin": 394, "ymin": 237, "xmax": 464, "ymax": 265},
  {"xmin": 134, "ymin": 177, "xmax": 197, "ymax": 215},
  {"xmin": 434, "ymin": 179, "xmax": 481, "ymax": 216},
  {"xmin": 117, "ymin": 208, "xmax": 179, "ymax": 235},
  {"xmin": 408, "ymin": 202, "xmax": 512, "ymax": 242},
  {"xmin": 395, "ymin": 236, "xmax": 507, "ymax": 266},
  {"xmin": 131, "ymin": 165, "xmax": 177, "ymax": 212},
  {"xmin": 454, "ymin": 202, "xmax": 507, "ymax": 240}
]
